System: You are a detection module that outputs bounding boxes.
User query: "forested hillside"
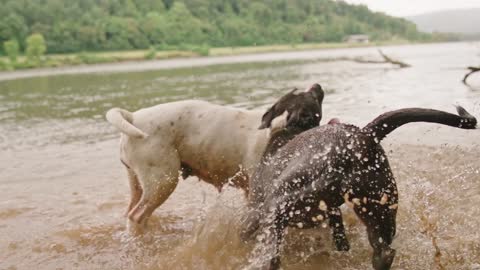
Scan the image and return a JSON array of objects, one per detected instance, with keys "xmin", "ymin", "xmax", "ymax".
[{"xmin": 0, "ymin": 0, "xmax": 427, "ymax": 54}]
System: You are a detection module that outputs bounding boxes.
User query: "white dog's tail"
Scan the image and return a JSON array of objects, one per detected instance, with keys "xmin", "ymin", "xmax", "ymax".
[{"xmin": 106, "ymin": 108, "xmax": 148, "ymax": 139}]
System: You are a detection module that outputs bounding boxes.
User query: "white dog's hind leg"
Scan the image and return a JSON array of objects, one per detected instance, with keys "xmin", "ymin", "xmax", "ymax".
[
  {"xmin": 127, "ymin": 163, "xmax": 180, "ymax": 235},
  {"xmin": 125, "ymin": 169, "xmax": 142, "ymax": 216}
]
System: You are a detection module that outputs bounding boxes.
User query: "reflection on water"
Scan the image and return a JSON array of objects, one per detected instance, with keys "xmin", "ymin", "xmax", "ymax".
[
  {"xmin": 0, "ymin": 61, "xmax": 307, "ymax": 122},
  {"xmin": 0, "ymin": 42, "xmax": 479, "ymax": 270}
]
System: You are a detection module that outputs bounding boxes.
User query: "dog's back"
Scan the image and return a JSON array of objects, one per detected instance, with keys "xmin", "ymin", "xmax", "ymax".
[{"xmin": 114, "ymin": 100, "xmax": 267, "ymax": 187}]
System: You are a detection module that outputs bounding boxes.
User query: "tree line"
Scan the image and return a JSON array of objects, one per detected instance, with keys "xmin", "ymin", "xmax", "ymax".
[{"xmin": 0, "ymin": 0, "xmax": 430, "ymax": 55}]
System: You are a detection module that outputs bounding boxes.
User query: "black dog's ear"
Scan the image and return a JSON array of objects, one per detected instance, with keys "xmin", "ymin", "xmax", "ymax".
[
  {"xmin": 308, "ymin": 83, "xmax": 324, "ymax": 105},
  {"xmin": 285, "ymin": 109, "xmax": 301, "ymax": 128}
]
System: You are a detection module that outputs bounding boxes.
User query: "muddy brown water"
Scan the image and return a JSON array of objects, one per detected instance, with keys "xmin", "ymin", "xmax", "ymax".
[{"xmin": 1, "ymin": 42, "xmax": 480, "ymax": 270}]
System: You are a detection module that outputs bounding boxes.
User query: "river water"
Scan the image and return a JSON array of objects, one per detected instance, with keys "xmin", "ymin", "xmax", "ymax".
[{"xmin": 1, "ymin": 42, "xmax": 479, "ymax": 270}]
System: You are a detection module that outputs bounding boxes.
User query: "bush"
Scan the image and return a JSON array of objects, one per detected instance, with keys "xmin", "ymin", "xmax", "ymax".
[
  {"xmin": 4, "ymin": 39, "xmax": 19, "ymax": 63},
  {"xmin": 75, "ymin": 52, "xmax": 96, "ymax": 64},
  {"xmin": 42, "ymin": 56, "xmax": 63, "ymax": 67},
  {"xmin": 191, "ymin": 44, "xmax": 210, "ymax": 56},
  {"xmin": 26, "ymin": 33, "xmax": 47, "ymax": 61},
  {"xmin": 74, "ymin": 52, "xmax": 116, "ymax": 64},
  {"xmin": 0, "ymin": 59, "xmax": 11, "ymax": 70},
  {"xmin": 177, "ymin": 44, "xmax": 210, "ymax": 56},
  {"xmin": 144, "ymin": 47, "xmax": 157, "ymax": 60},
  {"xmin": 13, "ymin": 60, "xmax": 37, "ymax": 69},
  {"xmin": 155, "ymin": 43, "xmax": 177, "ymax": 51}
]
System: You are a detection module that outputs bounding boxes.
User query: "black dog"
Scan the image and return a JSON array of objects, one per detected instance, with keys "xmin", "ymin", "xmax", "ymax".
[{"xmin": 243, "ymin": 105, "xmax": 477, "ymax": 270}]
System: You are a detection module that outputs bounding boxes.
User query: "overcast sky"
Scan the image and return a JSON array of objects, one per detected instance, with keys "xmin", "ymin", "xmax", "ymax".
[{"xmin": 342, "ymin": 0, "xmax": 480, "ymax": 17}]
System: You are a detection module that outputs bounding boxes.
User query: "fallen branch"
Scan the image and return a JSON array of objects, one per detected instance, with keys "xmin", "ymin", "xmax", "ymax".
[
  {"xmin": 378, "ymin": 49, "xmax": 411, "ymax": 68},
  {"xmin": 351, "ymin": 49, "xmax": 411, "ymax": 68},
  {"xmin": 352, "ymin": 58, "xmax": 388, "ymax": 64},
  {"xmin": 462, "ymin": 66, "xmax": 480, "ymax": 84}
]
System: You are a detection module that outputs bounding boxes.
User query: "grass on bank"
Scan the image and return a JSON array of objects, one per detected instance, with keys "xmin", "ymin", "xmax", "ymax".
[{"xmin": 0, "ymin": 40, "xmax": 409, "ymax": 72}]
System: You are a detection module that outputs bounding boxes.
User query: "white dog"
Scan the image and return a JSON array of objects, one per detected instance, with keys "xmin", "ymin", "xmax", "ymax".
[{"xmin": 106, "ymin": 84, "xmax": 324, "ymax": 233}]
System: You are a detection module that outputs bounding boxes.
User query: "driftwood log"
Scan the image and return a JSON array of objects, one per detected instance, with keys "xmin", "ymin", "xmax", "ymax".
[
  {"xmin": 378, "ymin": 49, "xmax": 411, "ymax": 68},
  {"xmin": 310, "ymin": 50, "xmax": 411, "ymax": 69},
  {"xmin": 352, "ymin": 49, "xmax": 410, "ymax": 68},
  {"xmin": 462, "ymin": 66, "xmax": 480, "ymax": 84}
]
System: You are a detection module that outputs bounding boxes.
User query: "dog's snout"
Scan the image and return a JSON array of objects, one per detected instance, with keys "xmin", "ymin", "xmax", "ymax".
[{"xmin": 305, "ymin": 83, "xmax": 322, "ymax": 92}]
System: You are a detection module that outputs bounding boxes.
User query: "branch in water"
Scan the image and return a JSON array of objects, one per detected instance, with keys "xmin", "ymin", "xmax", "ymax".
[
  {"xmin": 462, "ymin": 66, "xmax": 480, "ymax": 84},
  {"xmin": 351, "ymin": 49, "xmax": 411, "ymax": 68},
  {"xmin": 377, "ymin": 49, "xmax": 411, "ymax": 68}
]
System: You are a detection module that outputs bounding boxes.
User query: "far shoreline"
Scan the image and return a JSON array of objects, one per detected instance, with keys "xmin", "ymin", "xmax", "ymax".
[{"xmin": 0, "ymin": 41, "xmax": 463, "ymax": 82}]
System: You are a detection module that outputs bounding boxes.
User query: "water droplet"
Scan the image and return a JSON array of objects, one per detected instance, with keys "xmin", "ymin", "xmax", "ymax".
[{"xmin": 318, "ymin": 200, "xmax": 328, "ymax": 211}]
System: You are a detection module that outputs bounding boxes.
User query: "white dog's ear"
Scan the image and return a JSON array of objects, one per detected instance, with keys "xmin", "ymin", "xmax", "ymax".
[
  {"xmin": 259, "ymin": 105, "xmax": 277, "ymax": 129},
  {"xmin": 259, "ymin": 88, "xmax": 299, "ymax": 129},
  {"xmin": 269, "ymin": 111, "xmax": 289, "ymax": 133},
  {"xmin": 285, "ymin": 109, "xmax": 302, "ymax": 128}
]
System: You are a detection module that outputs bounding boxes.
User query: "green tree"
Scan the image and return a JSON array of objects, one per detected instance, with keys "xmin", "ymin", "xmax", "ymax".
[
  {"xmin": 248, "ymin": 2, "xmax": 274, "ymax": 26},
  {"xmin": 140, "ymin": 12, "xmax": 168, "ymax": 45},
  {"xmin": 163, "ymin": 1, "xmax": 207, "ymax": 45},
  {"xmin": 0, "ymin": 13, "xmax": 29, "ymax": 51},
  {"xmin": 26, "ymin": 33, "xmax": 47, "ymax": 61},
  {"xmin": 0, "ymin": 0, "xmax": 431, "ymax": 54},
  {"xmin": 4, "ymin": 39, "xmax": 19, "ymax": 62},
  {"xmin": 135, "ymin": 0, "xmax": 166, "ymax": 14}
]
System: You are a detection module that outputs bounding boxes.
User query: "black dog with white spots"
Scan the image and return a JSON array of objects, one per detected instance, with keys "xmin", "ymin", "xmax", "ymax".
[{"xmin": 243, "ymin": 104, "xmax": 477, "ymax": 270}]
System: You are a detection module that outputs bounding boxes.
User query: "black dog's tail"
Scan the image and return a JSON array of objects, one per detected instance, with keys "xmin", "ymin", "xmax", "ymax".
[{"xmin": 362, "ymin": 106, "xmax": 477, "ymax": 142}]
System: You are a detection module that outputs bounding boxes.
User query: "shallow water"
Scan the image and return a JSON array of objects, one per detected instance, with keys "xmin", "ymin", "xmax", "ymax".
[{"xmin": 1, "ymin": 42, "xmax": 480, "ymax": 270}]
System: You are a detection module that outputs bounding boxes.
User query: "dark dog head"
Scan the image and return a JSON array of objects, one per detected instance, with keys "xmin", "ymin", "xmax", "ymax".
[{"xmin": 259, "ymin": 83, "xmax": 324, "ymax": 131}]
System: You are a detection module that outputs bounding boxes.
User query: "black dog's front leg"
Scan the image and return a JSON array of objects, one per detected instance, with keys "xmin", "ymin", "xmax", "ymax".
[
  {"xmin": 251, "ymin": 206, "xmax": 287, "ymax": 270},
  {"xmin": 328, "ymin": 207, "xmax": 350, "ymax": 251},
  {"xmin": 353, "ymin": 202, "xmax": 397, "ymax": 270},
  {"xmin": 240, "ymin": 209, "xmax": 261, "ymax": 241},
  {"xmin": 267, "ymin": 211, "xmax": 287, "ymax": 270}
]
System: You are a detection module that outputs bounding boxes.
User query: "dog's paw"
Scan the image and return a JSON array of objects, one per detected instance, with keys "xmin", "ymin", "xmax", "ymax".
[{"xmin": 126, "ymin": 218, "xmax": 147, "ymax": 236}]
